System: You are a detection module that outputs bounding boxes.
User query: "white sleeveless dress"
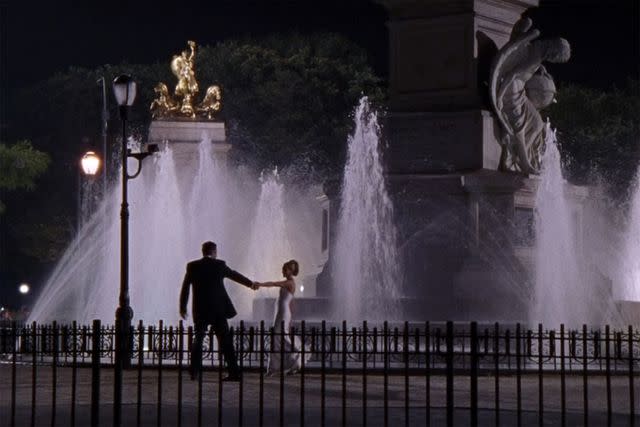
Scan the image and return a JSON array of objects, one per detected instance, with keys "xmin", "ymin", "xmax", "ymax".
[{"xmin": 267, "ymin": 284, "xmax": 310, "ymax": 374}]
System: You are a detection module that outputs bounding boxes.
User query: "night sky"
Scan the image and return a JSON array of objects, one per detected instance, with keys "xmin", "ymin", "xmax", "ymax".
[{"xmin": 4, "ymin": 0, "xmax": 640, "ymax": 91}]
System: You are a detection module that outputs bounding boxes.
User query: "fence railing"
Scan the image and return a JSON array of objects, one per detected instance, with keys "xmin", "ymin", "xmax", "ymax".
[
  {"xmin": 3, "ymin": 320, "xmax": 639, "ymax": 372},
  {"xmin": 1, "ymin": 320, "xmax": 638, "ymax": 426}
]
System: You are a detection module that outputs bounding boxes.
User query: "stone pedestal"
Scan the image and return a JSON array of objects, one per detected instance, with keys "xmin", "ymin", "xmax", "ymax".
[
  {"xmin": 148, "ymin": 120, "xmax": 230, "ymax": 195},
  {"xmin": 390, "ymin": 171, "xmax": 588, "ymax": 321},
  {"xmin": 148, "ymin": 120, "xmax": 230, "ymax": 168},
  {"xmin": 374, "ymin": 0, "xmax": 577, "ymax": 322}
]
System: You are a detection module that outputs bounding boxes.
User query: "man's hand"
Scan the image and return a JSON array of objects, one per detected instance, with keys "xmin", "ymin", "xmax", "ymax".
[
  {"xmin": 180, "ymin": 309, "xmax": 187, "ymax": 320},
  {"xmin": 251, "ymin": 282, "xmax": 260, "ymax": 291}
]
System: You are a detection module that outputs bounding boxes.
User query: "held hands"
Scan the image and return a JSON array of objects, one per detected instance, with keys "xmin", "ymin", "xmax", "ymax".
[{"xmin": 251, "ymin": 281, "xmax": 261, "ymax": 290}]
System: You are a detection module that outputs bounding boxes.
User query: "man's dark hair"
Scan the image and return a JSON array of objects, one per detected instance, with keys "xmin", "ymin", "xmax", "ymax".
[{"xmin": 202, "ymin": 241, "xmax": 217, "ymax": 256}]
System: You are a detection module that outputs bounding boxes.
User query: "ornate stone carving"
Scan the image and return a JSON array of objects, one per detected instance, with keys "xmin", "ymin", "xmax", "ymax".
[
  {"xmin": 489, "ymin": 17, "xmax": 570, "ymax": 174},
  {"xmin": 150, "ymin": 41, "xmax": 222, "ymax": 120}
]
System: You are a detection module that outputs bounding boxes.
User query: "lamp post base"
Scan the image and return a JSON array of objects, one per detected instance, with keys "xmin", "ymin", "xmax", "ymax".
[{"xmin": 115, "ymin": 305, "xmax": 133, "ymax": 369}]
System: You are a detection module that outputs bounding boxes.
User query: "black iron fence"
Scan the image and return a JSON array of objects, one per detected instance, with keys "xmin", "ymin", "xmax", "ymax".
[{"xmin": 1, "ymin": 320, "xmax": 639, "ymax": 426}]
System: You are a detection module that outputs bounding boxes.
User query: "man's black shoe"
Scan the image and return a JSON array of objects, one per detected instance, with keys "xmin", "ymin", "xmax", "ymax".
[{"xmin": 222, "ymin": 375, "xmax": 241, "ymax": 382}]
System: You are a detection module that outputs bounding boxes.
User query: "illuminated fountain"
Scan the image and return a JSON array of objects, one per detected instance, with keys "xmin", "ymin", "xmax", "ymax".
[
  {"xmin": 30, "ymin": 16, "xmax": 640, "ymax": 327},
  {"xmin": 29, "ymin": 42, "xmax": 329, "ymax": 324},
  {"xmin": 29, "ymin": 136, "xmax": 329, "ymax": 324},
  {"xmin": 375, "ymin": 3, "xmax": 632, "ymax": 325}
]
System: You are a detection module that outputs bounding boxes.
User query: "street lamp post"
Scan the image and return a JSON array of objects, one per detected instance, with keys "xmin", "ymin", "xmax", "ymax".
[
  {"xmin": 112, "ymin": 74, "xmax": 157, "ymax": 427},
  {"xmin": 97, "ymin": 76, "xmax": 109, "ymax": 197},
  {"xmin": 112, "ymin": 74, "xmax": 135, "ymax": 427},
  {"xmin": 113, "ymin": 74, "xmax": 135, "ymax": 368}
]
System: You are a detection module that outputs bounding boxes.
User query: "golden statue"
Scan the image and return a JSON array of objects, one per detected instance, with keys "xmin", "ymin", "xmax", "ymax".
[
  {"xmin": 150, "ymin": 40, "xmax": 222, "ymax": 120},
  {"xmin": 196, "ymin": 85, "xmax": 222, "ymax": 119},
  {"xmin": 150, "ymin": 83, "xmax": 179, "ymax": 119}
]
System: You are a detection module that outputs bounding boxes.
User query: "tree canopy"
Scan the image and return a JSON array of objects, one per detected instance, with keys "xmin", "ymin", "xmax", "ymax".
[
  {"xmin": 547, "ymin": 80, "xmax": 640, "ymax": 198},
  {"xmin": 196, "ymin": 34, "xmax": 384, "ymax": 176},
  {"xmin": 0, "ymin": 140, "xmax": 49, "ymax": 214},
  {"xmin": 10, "ymin": 33, "xmax": 383, "ymax": 179}
]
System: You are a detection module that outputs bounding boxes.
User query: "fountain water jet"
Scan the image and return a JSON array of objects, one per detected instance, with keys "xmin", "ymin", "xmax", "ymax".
[
  {"xmin": 185, "ymin": 136, "xmax": 231, "ymax": 254},
  {"xmin": 533, "ymin": 126, "xmax": 589, "ymax": 327},
  {"xmin": 29, "ymin": 145, "xmax": 190, "ymax": 324},
  {"xmin": 127, "ymin": 146, "xmax": 189, "ymax": 325},
  {"xmin": 333, "ymin": 97, "xmax": 402, "ymax": 322},
  {"xmin": 620, "ymin": 169, "xmax": 640, "ymax": 302},
  {"xmin": 244, "ymin": 169, "xmax": 293, "ymax": 304}
]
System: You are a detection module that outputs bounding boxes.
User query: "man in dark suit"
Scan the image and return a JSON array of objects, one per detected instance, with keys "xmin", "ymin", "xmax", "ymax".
[{"xmin": 180, "ymin": 241, "xmax": 256, "ymax": 381}]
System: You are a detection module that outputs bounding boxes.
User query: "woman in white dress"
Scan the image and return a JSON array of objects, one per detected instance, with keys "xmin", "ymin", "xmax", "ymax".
[{"xmin": 257, "ymin": 259, "xmax": 309, "ymax": 374}]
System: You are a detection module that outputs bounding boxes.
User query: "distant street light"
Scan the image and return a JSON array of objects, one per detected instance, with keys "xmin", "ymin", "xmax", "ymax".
[
  {"xmin": 77, "ymin": 149, "xmax": 102, "ymax": 232},
  {"xmin": 18, "ymin": 283, "xmax": 30, "ymax": 294},
  {"xmin": 81, "ymin": 151, "xmax": 101, "ymax": 176}
]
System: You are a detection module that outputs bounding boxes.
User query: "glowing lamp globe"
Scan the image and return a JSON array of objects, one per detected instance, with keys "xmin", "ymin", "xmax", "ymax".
[
  {"xmin": 19, "ymin": 283, "xmax": 30, "ymax": 294},
  {"xmin": 112, "ymin": 75, "xmax": 137, "ymax": 107},
  {"xmin": 81, "ymin": 151, "xmax": 101, "ymax": 176}
]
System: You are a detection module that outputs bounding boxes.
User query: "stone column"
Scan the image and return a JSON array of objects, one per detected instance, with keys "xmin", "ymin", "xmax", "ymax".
[
  {"xmin": 379, "ymin": 0, "xmax": 539, "ymax": 173},
  {"xmin": 377, "ymin": 0, "xmax": 547, "ymax": 321}
]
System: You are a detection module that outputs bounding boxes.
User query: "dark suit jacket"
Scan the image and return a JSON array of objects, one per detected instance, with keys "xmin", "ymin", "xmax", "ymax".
[{"xmin": 179, "ymin": 257, "xmax": 253, "ymax": 323}]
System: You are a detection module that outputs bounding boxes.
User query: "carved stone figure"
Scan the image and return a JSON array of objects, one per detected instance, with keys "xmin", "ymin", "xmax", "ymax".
[
  {"xmin": 489, "ymin": 18, "xmax": 570, "ymax": 174},
  {"xmin": 150, "ymin": 41, "xmax": 222, "ymax": 120}
]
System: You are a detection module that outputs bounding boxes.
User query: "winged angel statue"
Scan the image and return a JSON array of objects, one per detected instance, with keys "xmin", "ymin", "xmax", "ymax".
[{"xmin": 489, "ymin": 18, "xmax": 570, "ymax": 174}]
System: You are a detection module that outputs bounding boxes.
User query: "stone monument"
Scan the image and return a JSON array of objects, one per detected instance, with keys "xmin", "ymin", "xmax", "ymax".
[
  {"xmin": 377, "ymin": 0, "xmax": 588, "ymax": 321},
  {"xmin": 147, "ymin": 41, "xmax": 228, "ymax": 178}
]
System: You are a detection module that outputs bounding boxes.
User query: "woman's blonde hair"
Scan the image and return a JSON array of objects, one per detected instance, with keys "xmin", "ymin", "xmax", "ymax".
[{"xmin": 283, "ymin": 259, "xmax": 299, "ymax": 276}]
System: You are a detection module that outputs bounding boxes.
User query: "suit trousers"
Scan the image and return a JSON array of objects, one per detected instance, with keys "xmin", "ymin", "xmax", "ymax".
[{"xmin": 191, "ymin": 318, "xmax": 240, "ymax": 377}]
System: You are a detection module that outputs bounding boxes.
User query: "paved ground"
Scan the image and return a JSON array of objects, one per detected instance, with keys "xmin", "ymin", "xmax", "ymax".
[{"xmin": 1, "ymin": 365, "xmax": 638, "ymax": 426}]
